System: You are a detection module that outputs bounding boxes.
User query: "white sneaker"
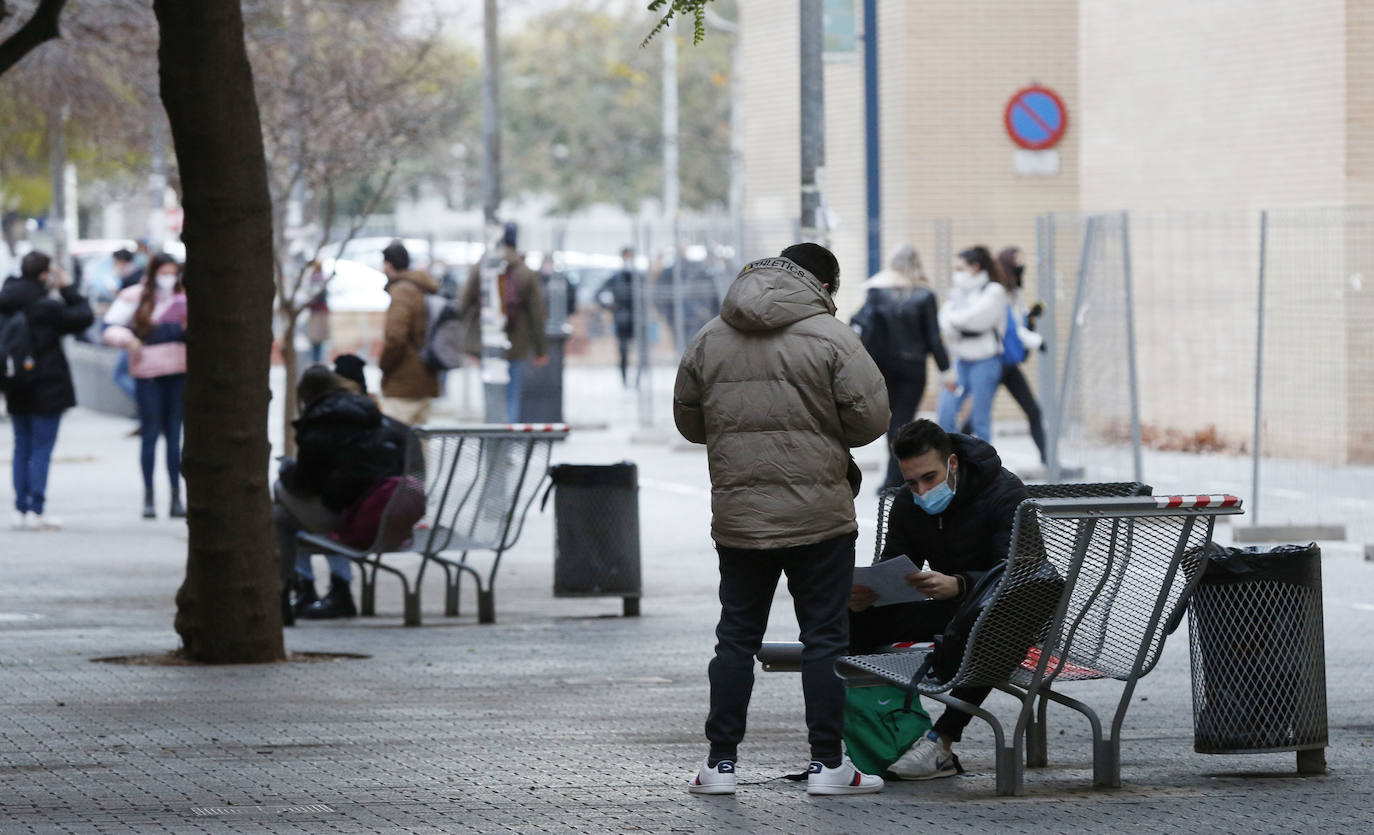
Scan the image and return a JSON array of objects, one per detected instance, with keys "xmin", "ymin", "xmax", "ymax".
[
  {"xmin": 12, "ymin": 511, "xmax": 31, "ymax": 530},
  {"xmin": 890, "ymin": 731, "xmax": 960, "ymax": 780},
  {"xmin": 32, "ymin": 514, "xmax": 61, "ymax": 531},
  {"xmin": 806, "ymin": 756, "xmax": 884, "ymax": 795},
  {"xmin": 688, "ymin": 758, "xmax": 736, "ymax": 795}
]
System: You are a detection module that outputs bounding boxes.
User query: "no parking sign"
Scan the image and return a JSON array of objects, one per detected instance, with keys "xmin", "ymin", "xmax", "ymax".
[{"xmin": 1004, "ymin": 85, "xmax": 1067, "ymax": 150}]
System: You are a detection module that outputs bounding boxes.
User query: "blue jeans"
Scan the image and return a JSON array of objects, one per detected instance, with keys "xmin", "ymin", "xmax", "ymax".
[
  {"xmin": 135, "ymin": 374, "xmax": 186, "ymax": 492},
  {"xmin": 938, "ymin": 356, "xmax": 1003, "ymax": 441},
  {"xmin": 505, "ymin": 359, "xmax": 527, "ymax": 423},
  {"xmin": 112, "ymin": 351, "xmax": 136, "ymax": 403},
  {"xmin": 11, "ymin": 411, "xmax": 62, "ymax": 514}
]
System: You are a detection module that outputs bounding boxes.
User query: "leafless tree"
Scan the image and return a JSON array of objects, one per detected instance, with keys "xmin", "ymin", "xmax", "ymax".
[{"xmin": 243, "ymin": 0, "xmax": 447, "ymax": 454}]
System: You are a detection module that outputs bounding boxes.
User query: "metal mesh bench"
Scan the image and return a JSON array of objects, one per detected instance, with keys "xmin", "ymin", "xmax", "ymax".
[
  {"xmin": 837, "ymin": 494, "xmax": 1243, "ymax": 794},
  {"xmin": 296, "ymin": 424, "xmax": 569, "ymax": 626}
]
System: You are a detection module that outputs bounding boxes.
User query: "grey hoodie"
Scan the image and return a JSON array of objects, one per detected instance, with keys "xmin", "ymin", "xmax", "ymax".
[{"xmin": 674, "ymin": 257, "xmax": 890, "ymax": 549}]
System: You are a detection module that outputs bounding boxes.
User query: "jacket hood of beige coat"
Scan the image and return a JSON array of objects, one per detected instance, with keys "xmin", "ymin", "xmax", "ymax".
[{"xmin": 719, "ymin": 257, "xmax": 836, "ymax": 333}]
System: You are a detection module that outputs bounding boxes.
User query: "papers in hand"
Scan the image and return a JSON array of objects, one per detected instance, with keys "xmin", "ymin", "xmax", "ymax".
[{"xmin": 852, "ymin": 555, "xmax": 930, "ymax": 607}]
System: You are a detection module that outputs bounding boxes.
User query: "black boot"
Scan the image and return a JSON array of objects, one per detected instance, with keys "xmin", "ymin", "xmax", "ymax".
[
  {"xmin": 169, "ymin": 484, "xmax": 186, "ymax": 519},
  {"xmin": 142, "ymin": 488, "xmax": 156, "ymax": 520},
  {"xmin": 302, "ymin": 574, "xmax": 356, "ymax": 619},
  {"xmin": 292, "ymin": 577, "xmax": 320, "ymax": 618}
]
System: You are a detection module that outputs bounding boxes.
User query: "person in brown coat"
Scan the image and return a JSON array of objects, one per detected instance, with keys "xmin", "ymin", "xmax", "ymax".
[
  {"xmin": 460, "ymin": 223, "xmax": 547, "ymax": 422},
  {"xmin": 378, "ymin": 240, "xmax": 439, "ymax": 425}
]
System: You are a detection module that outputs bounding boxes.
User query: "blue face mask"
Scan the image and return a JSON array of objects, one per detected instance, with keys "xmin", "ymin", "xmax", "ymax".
[{"xmin": 911, "ymin": 460, "xmax": 957, "ymax": 515}]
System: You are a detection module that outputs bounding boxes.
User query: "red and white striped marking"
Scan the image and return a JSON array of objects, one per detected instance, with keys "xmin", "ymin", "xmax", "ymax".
[
  {"xmin": 1153, "ymin": 494, "xmax": 1241, "ymax": 509},
  {"xmin": 505, "ymin": 423, "xmax": 570, "ymax": 433}
]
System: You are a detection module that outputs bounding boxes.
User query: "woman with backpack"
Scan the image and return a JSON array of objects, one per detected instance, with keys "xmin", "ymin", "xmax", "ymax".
[
  {"xmin": 937, "ymin": 246, "xmax": 1009, "ymax": 442},
  {"xmin": 957, "ymin": 248, "xmax": 1049, "ymax": 463},
  {"xmin": 102, "ymin": 253, "xmax": 188, "ymax": 519},
  {"xmin": 851, "ymin": 244, "xmax": 952, "ymax": 489},
  {"xmin": 0, "ymin": 252, "xmax": 94, "ymax": 530}
]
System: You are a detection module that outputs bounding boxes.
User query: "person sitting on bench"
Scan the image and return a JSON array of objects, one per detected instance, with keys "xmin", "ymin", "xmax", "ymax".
[
  {"xmin": 849, "ymin": 418, "xmax": 1027, "ymax": 779},
  {"xmin": 275, "ymin": 365, "xmax": 410, "ymax": 623}
]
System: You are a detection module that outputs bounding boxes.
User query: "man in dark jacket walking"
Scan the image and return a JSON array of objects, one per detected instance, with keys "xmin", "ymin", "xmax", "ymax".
[
  {"xmin": 849, "ymin": 418, "xmax": 1028, "ymax": 780},
  {"xmin": 275, "ymin": 365, "xmax": 410, "ymax": 622},
  {"xmin": 597, "ymin": 247, "xmax": 637, "ymax": 387},
  {"xmin": 674, "ymin": 243, "xmax": 890, "ymax": 797},
  {"xmin": 1, "ymin": 252, "xmax": 94, "ymax": 530}
]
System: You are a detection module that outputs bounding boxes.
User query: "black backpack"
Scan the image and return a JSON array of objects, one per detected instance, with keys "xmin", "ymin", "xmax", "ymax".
[
  {"xmin": 902, "ymin": 559, "xmax": 1065, "ymax": 707},
  {"xmin": 0, "ymin": 307, "xmax": 37, "ymax": 390}
]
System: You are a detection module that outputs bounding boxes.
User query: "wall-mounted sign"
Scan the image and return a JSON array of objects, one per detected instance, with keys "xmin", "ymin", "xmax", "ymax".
[{"xmin": 1004, "ymin": 85, "xmax": 1067, "ymax": 151}]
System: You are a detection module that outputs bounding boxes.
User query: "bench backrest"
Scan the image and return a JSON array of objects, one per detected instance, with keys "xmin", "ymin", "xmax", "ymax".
[
  {"xmin": 391, "ymin": 424, "xmax": 569, "ymax": 555},
  {"xmin": 949, "ymin": 495, "xmax": 1242, "ymax": 689},
  {"xmin": 872, "ymin": 481, "xmax": 1150, "ymax": 564}
]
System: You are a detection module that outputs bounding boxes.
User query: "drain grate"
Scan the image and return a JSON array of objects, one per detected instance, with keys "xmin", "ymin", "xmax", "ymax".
[{"xmin": 190, "ymin": 804, "xmax": 336, "ymax": 817}]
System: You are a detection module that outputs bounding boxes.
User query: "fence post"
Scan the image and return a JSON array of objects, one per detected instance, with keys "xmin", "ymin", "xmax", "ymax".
[
  {"xmin": 1120, "ymin": 212, "xmax": 1144, "ymax": 483},
  {"xmin": 635, "ymin": 222, "xmax": 654, "ymax": 430},
  {"xmin": 1251, "ymin": 210, "xmax": 1269, "ymax": 525},
  {"xmin": 1038, "ymin": 213, "xmax": 1059, "ymax": 481},
  {"xmin": 1054, "ymin": 214, "xmax": 1099, "ymax": 478}
]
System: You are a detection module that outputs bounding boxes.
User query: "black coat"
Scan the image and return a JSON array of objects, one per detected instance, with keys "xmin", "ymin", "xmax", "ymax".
[
  {"xmin": 853, "ymin": 286, "xmax": 950, "ymax": 383},
  {"xmin": 598, "ymin": 270, "xmax": 635, "ymax": 339},
  {"xmin": 0, "ymin": 276, "xmax": 94, "ymax": 414},
  {"xmin": 880, "ymin": 434, "xmax": 1028, "ymax": 597},
  {"xmin": 280, "ymin": 390, "xmax": 410, "ymax": 513}
]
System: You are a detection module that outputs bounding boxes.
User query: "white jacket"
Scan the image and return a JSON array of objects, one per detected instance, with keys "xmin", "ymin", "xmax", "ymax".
[{"xmin": 939, "ymin": 272, "xmax": 1008, "ymax": 362}]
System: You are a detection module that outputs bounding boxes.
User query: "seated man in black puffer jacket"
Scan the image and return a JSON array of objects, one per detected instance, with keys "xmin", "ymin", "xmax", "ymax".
[
  {"xmin": 275, "ymin": 364, "xmax": 411, "ymax": 622},
  {"xmin": 849, "ymin": 419, "xmax": 1027, "ymax": 780}
]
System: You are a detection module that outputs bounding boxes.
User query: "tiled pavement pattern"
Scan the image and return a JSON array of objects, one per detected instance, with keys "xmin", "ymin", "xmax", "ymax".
[{"xmin": 1, "ymin": 406, "xmax": 1372, "ymax": 833}]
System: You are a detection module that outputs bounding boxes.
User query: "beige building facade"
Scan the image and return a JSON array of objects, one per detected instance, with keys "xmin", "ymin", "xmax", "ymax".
[{"xmin": 736, "ymin": 1, "xmax": 1374, "ymax": 465}]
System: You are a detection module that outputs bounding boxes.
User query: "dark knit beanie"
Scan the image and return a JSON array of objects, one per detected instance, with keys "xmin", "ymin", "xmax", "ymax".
[{"xmin": 333, "ymin": 354, "xmax": 367, "ymax": 394}]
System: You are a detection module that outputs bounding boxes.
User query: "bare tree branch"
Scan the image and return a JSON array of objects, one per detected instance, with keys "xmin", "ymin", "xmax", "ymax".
[{"xmin": 0, "ymin": 0, "xmax": 69, "ymax": 76}]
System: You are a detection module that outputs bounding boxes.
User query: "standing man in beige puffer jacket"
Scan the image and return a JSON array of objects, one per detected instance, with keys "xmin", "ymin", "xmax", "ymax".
[{"xmin": 675, "ymin": 243, "xmax": 890, "ymax": 797}]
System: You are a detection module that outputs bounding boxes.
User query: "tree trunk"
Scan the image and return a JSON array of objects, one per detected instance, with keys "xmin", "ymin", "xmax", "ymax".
[
  {"xmin": 281, "ymin": 311, "xmax": 299, "ymax": 458},
  {"xmin": 155, "ymin": 0, "xmax": 285, "ymax": 663}
]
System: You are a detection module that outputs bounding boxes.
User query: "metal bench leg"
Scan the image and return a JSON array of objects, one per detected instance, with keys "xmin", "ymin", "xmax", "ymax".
[
  {"xmin": 443, "ymin": 557, "xmax": 463, "ymax": 617},
  {"xmin": 367, "ymin": 557, "xmax": 422, "ymax": 626},
  {"xmin": 477, "ymin": 588, "xmax": 495, "ymax": 624},
  {"xmin": 1095, "ymin": 737, "xmax": 1121, "ymax": 788},
  {"xmin": 1026, "ymin": 694, "xmax": 1049, "ymax": 768},
  {"xmin": 360, "ymin": 562, "xmax": 377, "ymax": 616},
  {"xmin": 930, "ymin": 692, "xmax": 1023, "ymax": 796},
  {"xmin": 1037, "ymin": 688, "xmax": 1106, "ymax": 783}
]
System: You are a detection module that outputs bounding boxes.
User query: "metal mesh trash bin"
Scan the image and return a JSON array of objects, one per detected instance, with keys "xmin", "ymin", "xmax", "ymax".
[
  {"xmin": 545, "ymin": 463, "xmax": 641, "ymax": 616},
  {"xmin": 1187, "ymin": 543, "xmax": 1327, "ymax": 773}
]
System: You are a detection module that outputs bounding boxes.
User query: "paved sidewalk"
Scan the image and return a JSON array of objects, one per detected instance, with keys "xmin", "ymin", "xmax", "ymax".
[{"xmin": 1, "ymin": 403, "xmax": 1372, "ymax": 833}]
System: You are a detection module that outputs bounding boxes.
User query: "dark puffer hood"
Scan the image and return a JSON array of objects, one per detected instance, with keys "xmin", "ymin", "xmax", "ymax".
[
  {"xmin": 0, "ymin": 275, "xmax": 93, "ymax": 414},
  {"xmin": 948, "ymin": 433, "xmax": 1004, "ymax": 508},
  {"xmin": 720, "ymin": 257, "xmax": 836, "ymax": 333},
  {"xmin": 294, "ymin": 388, "xmax": 382, "ymax": 435},
  {"xmin": 0, "ymin": 274, "xmax": 44, "ymax": 311},
  {"xmin": 285, "ymin": 390, "xmax": 408, "ymax": 512}
]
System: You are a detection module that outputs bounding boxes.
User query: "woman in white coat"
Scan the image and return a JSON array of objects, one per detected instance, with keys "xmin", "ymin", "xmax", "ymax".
[{"xmin": 937, "ymin": 246, "xmax": 1008, "ymax": 441}]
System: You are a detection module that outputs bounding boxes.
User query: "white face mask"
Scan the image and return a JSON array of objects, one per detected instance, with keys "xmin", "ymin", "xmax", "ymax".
[{"xmin": 156, "ymin": 274, "xmax": 179, "ymax": 294}]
